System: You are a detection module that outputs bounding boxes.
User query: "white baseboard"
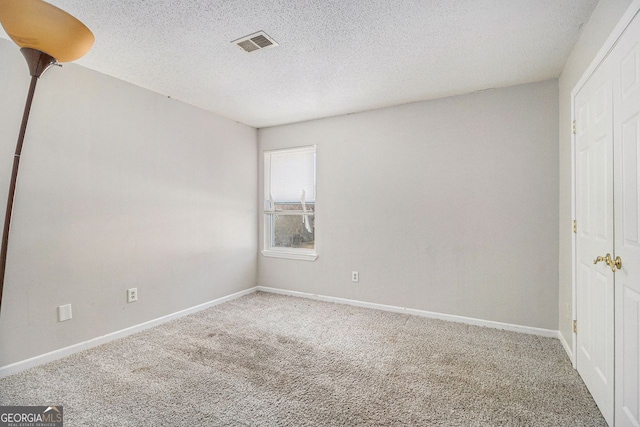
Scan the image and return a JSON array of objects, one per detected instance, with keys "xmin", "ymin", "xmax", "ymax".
[
  {"xmin": 557, "ymin": 330, "xmax": 574, "ymax": 365},
  {"xmin": 1, "ymin": 285, "xmax": 567, "ymax": 378},
  {"xmin": 0, "ymin": 287, "xmax": 257, "ymax": 378},
  {"xmin": 257, "ymin": 286, "xmax": 559, "ymax": 338}
]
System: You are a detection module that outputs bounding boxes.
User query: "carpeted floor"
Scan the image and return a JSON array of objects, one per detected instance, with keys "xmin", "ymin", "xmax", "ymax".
[{"xmin": 1, "ymin": 291, "xmax": 605, "ymax": 426}]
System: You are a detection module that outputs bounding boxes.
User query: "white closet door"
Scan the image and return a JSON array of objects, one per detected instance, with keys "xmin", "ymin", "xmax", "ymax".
[
  {"xmin": 612, "ymin": 12, "xmax": 640, "ymax": 427},
  {"xmin": 575, "ymin": 57, "xmax": 615, "ymax": 426}
]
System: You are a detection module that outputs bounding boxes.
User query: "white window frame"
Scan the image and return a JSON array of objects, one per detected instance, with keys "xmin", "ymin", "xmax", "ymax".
[{"xmin": 262, "ymin": 145, "xmax": 317, "ymax": 261}]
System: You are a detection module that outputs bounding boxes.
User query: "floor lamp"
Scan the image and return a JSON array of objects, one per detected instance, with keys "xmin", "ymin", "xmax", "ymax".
[{"xmin": 0, "ymin": 0, "xmax": 94, "ymax": 315}]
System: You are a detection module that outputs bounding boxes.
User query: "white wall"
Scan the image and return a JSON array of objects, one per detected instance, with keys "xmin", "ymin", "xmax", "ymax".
[
  {"xmin": 258, "ymin": 80, "xmax": 559, "ymax": 330},
  {"xmin": 0, "ymin": 39, "xmax": 257, "ymax": 366},
  {"xmin": 558, "ymin": 0, "xmax": 633, "ymax": 348}
]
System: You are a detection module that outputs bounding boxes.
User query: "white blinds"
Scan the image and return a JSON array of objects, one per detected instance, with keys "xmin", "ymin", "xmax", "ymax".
[{"xmin": 266, "ymin": 146, "xmax": 316, "ymax": 203}]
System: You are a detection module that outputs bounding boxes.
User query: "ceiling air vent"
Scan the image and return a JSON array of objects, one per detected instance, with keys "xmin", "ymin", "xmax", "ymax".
[{"xmin": 232, "ymin": 31, "xmax": 278, "ymax": 53}]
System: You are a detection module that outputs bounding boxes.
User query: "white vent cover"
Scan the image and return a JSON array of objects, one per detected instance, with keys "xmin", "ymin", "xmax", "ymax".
[{"xmin": 232, "ymin": 31, "xmax": 278, "ymax": 53}]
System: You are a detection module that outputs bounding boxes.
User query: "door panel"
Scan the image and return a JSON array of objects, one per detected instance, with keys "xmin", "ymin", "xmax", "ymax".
[
  {"xmin": 613, "ymin": 12, "xmax": 640, "ymax": 426},
  {"xmin": 596, "ymin": 135, "xmax": 609, "ymax": 239},
  {"xmin": 593, "ymin": 268, "xmax": 611, "ymax": 382},
  {"xmin": 622, "ymin": 287, "xmax": 640, "ymax": 426},
  {"xmin": 622, "ymin": 117, "xmax": 639, "ymax": 244},
  {"xmin": 576, "ymin": 57, "xmax": 615, "ymax": 426}
]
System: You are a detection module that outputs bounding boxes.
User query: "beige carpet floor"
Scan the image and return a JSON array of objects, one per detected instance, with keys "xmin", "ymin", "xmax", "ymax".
[{"xmin": 1, "ymin": 291, "xmax": 605, "ymax": 426}]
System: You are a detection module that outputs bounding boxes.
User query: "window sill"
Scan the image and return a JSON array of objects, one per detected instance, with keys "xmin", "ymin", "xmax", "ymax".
[{"xmin": 261, "ymin": 250, "xmax": 318, "ymax": 261}]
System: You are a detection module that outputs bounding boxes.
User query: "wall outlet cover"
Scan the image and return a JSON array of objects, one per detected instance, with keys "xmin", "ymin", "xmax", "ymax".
[
  {"xmin": 58, "ymin": 304, "xmax": 72, "ymax": 322},
  {"xmin": 127, "ymin": 288, "xmax": 138, "ymax": 303}
]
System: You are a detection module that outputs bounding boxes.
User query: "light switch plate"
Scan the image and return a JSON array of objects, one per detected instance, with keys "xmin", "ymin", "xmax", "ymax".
[{"xmin": 58, "ymin": 304, "xmax": 72, "ymax": 322}]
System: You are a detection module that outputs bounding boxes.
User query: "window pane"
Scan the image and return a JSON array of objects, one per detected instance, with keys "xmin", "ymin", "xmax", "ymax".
[
  {"xmin": 263, "ymin": 145, "xmax": 316, "ymax": 258},
  {"xmin": 272, "ymin": 203, "xmax": 314, "ymax": 249}
]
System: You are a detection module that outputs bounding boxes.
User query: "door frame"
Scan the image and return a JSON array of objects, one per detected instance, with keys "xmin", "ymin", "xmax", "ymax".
[{"xmin": 570, "ymin": 0, "xmax": 640, "ymax": 368}]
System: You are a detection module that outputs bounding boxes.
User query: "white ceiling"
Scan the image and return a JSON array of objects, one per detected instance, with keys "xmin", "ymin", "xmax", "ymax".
[{"xmin": 1, "ymin": 0, "xmax": 598, "ymax": 128}]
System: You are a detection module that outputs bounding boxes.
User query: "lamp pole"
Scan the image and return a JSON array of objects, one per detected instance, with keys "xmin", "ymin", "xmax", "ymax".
[
  {"xmin": 0, "ymin": 48, "xmax": 57, "ymax": 311},
  {"xmin": 0, "ymin": 0, "xmax": 94, "ymax": 317}
]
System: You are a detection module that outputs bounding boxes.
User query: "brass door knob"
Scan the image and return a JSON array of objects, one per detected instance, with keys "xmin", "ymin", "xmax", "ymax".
[
  {"xmin": 593, "ymin": 253, "xmax": 622, "ymax": 272},
  {"xmin": 608, "ymin": 255, "xmax": 622, "ymax": 272},
  {"xmin": 593, "ymin": 254, "xmax": 608, "ymax": 265}
]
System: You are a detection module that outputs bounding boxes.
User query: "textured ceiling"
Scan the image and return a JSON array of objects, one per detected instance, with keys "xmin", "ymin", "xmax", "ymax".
[{"xmin": 1, "ymin": 0, "xmax": 598, "ymax": 128}]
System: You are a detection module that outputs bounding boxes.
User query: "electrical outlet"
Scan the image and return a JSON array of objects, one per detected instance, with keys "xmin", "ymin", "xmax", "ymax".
[
  {"xmin": 352, "ymin": 271, "xmax": 359, "ymax": 282},
  {"xmin": 58, "ymin": 304, "xmax": 72, "ymax": 322},
  {"xmin": 127, "ymin": 288, "xmax": 138, "ymax": 303}
]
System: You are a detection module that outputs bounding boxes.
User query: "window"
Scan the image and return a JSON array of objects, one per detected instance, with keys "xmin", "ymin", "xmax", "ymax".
[{"xmin": 262, "ymin": 145, "xmax": 317, "ymax": 261}]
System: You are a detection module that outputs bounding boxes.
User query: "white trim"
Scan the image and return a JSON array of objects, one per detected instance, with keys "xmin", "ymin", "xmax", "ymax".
[
  {"xmin": 569, "ymin": 0, "xmax": 640, "ymax": 369},
  {"xmin": 256, "ymin": 286, "xmax": 558, "ymax": 338},
  {"xmin": 0, "ymin": 287, "xmax": 257, "ymax": 378},
  {"xmin": 261, "ymin": 250, "xmax": 318, "ymax": 261},
  {"xmin": 264, "ymin": 211, "xmax": 314, "ymax": 216},
  {"xmin": 558, "ymin": 330, "xmax": 574, "ymax": 364},
  {"xmin": 571, "ymin": 85, "xmax": 577, "ymax": 369},
  {"xmin": 570, "ymin": 1, "xmax": 640, "ymax": 100},
  {"xmin": 264, "ymin": 144, "xmax": 316, "ymax": 157}
]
